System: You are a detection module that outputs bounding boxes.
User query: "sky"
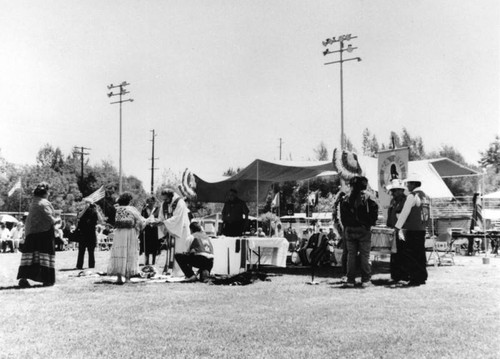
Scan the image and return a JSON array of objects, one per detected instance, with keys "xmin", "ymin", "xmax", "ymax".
[{"xmin": 0, "ymin": 0, "xmax": 498, "ymax": 189}]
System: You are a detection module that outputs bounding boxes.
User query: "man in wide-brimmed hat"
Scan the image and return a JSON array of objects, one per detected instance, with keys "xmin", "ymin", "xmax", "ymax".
[
  {"xmin": 386, "ymin": 179, "xmax": 409, "ymax": 285},
  {"xmin": 394, "ymin": 174, "xmax": 430, "ymax": 286}
]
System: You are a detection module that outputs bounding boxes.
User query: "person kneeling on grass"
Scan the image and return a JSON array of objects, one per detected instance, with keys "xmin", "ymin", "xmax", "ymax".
[{"xmin": 174, "ymin": 222, "xmax": 214, "ymax": 283}]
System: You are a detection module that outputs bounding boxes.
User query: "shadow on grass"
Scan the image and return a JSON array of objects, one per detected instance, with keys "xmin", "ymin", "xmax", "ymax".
[
  {"xmin": 93, "ymin": 278, "xmax": 155, "ymax": 285},
  {"xmin": 93, "ymin": 280, "xmax": 128, "ymax": 285},
  {"xmin": 0, "ymin": 284, "xmax": 45, "ymax": 291},
  {"xmin": 261, "ymin": 260, "xmax": 391, "ymax": 279}
]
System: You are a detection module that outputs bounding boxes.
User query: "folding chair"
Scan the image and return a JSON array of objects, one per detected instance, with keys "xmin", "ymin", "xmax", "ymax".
[
  {"xmin": 434, "ymin": 230, "xmax": 455, "ymax": 265},
  {"xmin": 425, "ymin": 236, "xmax": 439, "ymax": 266},
  {"xmin": 434, "ymin": 240, "xmax": 455, "ymax": 266}
]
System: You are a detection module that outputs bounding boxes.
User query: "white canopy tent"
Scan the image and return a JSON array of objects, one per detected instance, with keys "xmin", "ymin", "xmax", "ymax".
[{"xmin": 350, "ymin": 156, "xmax": 477, "ymax": 198}]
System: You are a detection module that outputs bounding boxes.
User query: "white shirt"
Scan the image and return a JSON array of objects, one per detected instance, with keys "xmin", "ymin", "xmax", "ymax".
[
  {"xmin": 0, "ymin": 228, "xmax": 11, "ymax": 241},
  {"xmin": 395, "ymin": 186, "xmax": 423, "ymax": 230},
  {"xmin": 11, "ymin": 227, "xmax": 24, "ymax": 241}
]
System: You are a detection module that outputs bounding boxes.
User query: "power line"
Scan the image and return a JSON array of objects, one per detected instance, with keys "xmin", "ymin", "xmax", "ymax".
[
  {"xmin": 73, "ymin": 146, "xmax": 91, "ymax": 184},
  {"xmin": 107, "ymin": 81, "xmax": 134, "ymax": 194},
  {"xmin": 323, "ymin": 34, "xmax": 361, "ymax": 150}
]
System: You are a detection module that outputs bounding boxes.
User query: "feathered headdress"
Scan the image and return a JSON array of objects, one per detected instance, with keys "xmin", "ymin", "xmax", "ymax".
[
  {"xmin": 332, "ymin": 148, "xmax": 363, "ymax": 181},
  {"xmin": 178, "ymin": 168, "xmax": 197, "ymax": 199}
]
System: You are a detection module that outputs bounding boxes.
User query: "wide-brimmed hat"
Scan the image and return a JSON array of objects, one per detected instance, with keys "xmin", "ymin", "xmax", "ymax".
[
  {"xmin": 386, "ymin": 179, "xmax": 406, "ymax": 191},
  {"xmin": 405, "ymin": 173, "xmax": 423, "ymax": 183}
]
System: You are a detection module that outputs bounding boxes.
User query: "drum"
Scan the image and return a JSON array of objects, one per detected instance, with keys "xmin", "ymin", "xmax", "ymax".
[{"xmin": 371, "ymin": 227, "xmax": 395, "ymax": 250}]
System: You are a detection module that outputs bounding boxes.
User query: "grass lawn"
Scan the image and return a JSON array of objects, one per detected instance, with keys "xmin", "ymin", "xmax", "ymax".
[{"xmin": 0, "ymin": 249, "xmax": 499, "ymax": 359}]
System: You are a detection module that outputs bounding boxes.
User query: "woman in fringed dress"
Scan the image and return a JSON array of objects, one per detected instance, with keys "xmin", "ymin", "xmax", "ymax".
[
  {"xmin": 17, "ymin": 182, "xmax": 58, "ymax": 287},
  {"xmin": 107, "ymin": 192, "xmax": 146, "ymax": 284}
]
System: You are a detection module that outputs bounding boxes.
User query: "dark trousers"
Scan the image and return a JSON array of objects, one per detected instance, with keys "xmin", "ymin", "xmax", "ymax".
[
  {"xmin": 402, "ymin": 230, "xmax": 428, "ymax": 284},
  {"xmin": 390, "ymin": 237, "xmax": 409, "ymax": 282},
  {"xmin": 174, "ymin": 253, "xmax": 213, "ymax": 278},
  {"xmin": 2, "ymin": 240, "xmax": 14, "ymax": 253},
  {"xmin": 77, "ymin": 242, "xmax": 95, "ymax": 269},
  {"xmin": 491, "ymin": 238, "xmax": 499, "ymax": 255},
  {"xmin": 340, "ymin": 237, "xmax": 348, "ymax": 276},
  {"xmin": 467, "ymin": 238, "xmax": 475, "ymax": 255},
  {"xmin": 145, "ymin": 253, "xmax": 156, "ymax": 265},
  {"xmin": 222, "ymin": 221, "xmax": 244, "ymax": 237},
  {"xmin": 345, "ymin": 226, "xmax": 371, "ymax": 283}
]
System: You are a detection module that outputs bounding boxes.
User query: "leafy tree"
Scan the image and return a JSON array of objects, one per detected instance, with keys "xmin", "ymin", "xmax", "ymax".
[
  {"xmin": 362, "ymin": 128, "xmax": 371, "ymax": 155},
  {"xmin": 36, "ymin": 144, "xmax": 65, "ymax": 173},
  {"xmin": 122, "ymin": 175, "xmax": 148, "ymax": 208},
  {"xmin": 480, "ymin": 136, "xmax": 500, "ymax": 174},
  {"xmin": 344, "ymin": 137, "xmax": 357, "ymax": 153},
  {"xmin": 426, "ymin": 145, "xmax": 478, "ymax": 196},
  {"xmin": 222, "ymin": 167, "xmax": 242, "ymax": 177},
  {"xmin": 401, "ymin": 128, "xmax": 425, "ymax": 160},
  {"xmin": 383, "ymin": 128, "xmax": 425, "ymax": 160},
  {"xmin": 313, "ymin": 141, "xmax": 329, "ymax": 161},
  {"xmin": 483, "ymin": 166, "xmax": 500, "ymax": 194},
  {"xmin": 388, "ymin": 131, "xmax": 401, "ymax": 149},
  {"xmin": 427, "ymin": 145, "xmax": 466, "ymax": 165},
  {"xmin": 0, "ymin": 149, "xmax": 8, "ymax": 183},
  {"xmin": 315, "ymin": 193, "xmax": 335, "ymax": 213},
  {"xmin": 362, "ymin": 128, "xmax": 379, "ymax": 158}
]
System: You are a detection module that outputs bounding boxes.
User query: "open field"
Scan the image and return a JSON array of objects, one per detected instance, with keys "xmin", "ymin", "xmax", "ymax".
[{"xmin": 1, "ymin": 250, "xmax": 499, "ymax": 359}]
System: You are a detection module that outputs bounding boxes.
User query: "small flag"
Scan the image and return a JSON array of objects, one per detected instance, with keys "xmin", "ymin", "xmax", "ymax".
[
  {"xmin": 83, "ymin": 186, "xmax": 105, "ymax": 204},
  {"xmin": 8, "ymin": 179, "xmax": 22, "ymax": 196},
  {"xmin": 271, "ymin": 193, "xmax": 280, "ymax": 208}
]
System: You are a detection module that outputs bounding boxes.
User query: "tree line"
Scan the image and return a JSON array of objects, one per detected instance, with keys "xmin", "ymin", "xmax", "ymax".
[
  {"xmin": 0, "ymin": 144, "xmax": 147, "ymax": 214},
  {"xmin": 1, "ymin": 130, "xmax": 499, "ymax": 218}
]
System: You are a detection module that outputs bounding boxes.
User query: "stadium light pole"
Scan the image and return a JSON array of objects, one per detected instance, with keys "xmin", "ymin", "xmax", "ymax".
[
  {"xmin": 107, "ymin": 81, "xmax": 134, "ymax": 194},
  {"xmin": 323, "ymin": 34, "xmax": 361, "ymax": 150}
]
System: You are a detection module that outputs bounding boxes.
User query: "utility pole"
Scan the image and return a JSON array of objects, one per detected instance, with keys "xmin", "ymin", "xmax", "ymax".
[
  {"xmin": 279, "ymin": 138, "xmax": 283, "ymax": 160},
  {"xmin": 150, "ymin": 130, "xmax": 159, "ymax": 195},
  {"xmin": 322, "ymin": 34, "xmax": 361, "ymax": 150},
  {"xmin": 107, "ymin": 81, "xmax": 134, "ymax": 194},
  {"xmin": 73, "ymin": 146, "xmax": 91, "ymax": 185}
]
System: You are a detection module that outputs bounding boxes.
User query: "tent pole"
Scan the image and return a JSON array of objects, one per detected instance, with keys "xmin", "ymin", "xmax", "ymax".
[
  {"xmin": 256, "ymin": 161, "xmax": 259, "ymax": 232},
  {"xmin": 307, "ymin": 179, "xmax": 310, "ymax": 229},
  {"xmin": 482, "ymin": 170, "xmax": 488, "ymax": 258}
]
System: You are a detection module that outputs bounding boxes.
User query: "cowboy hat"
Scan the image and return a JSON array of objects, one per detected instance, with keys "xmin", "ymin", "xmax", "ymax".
[
  {"xmin": 386, "ymin": 179, "xmax": 406, "ymax": 191},
  {"xmin": 405, "ymin": 173, "xmax": 423, "ymax": 183}
]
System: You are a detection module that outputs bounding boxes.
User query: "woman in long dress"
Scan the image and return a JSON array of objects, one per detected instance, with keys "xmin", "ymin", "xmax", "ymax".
[
  {"xmin": 17, "ymin": 182, "xmax": 58, "ymax": 287},
  {"xmin": 107, "ymin": 192, "xmax": 146, "ymax": 284}
]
